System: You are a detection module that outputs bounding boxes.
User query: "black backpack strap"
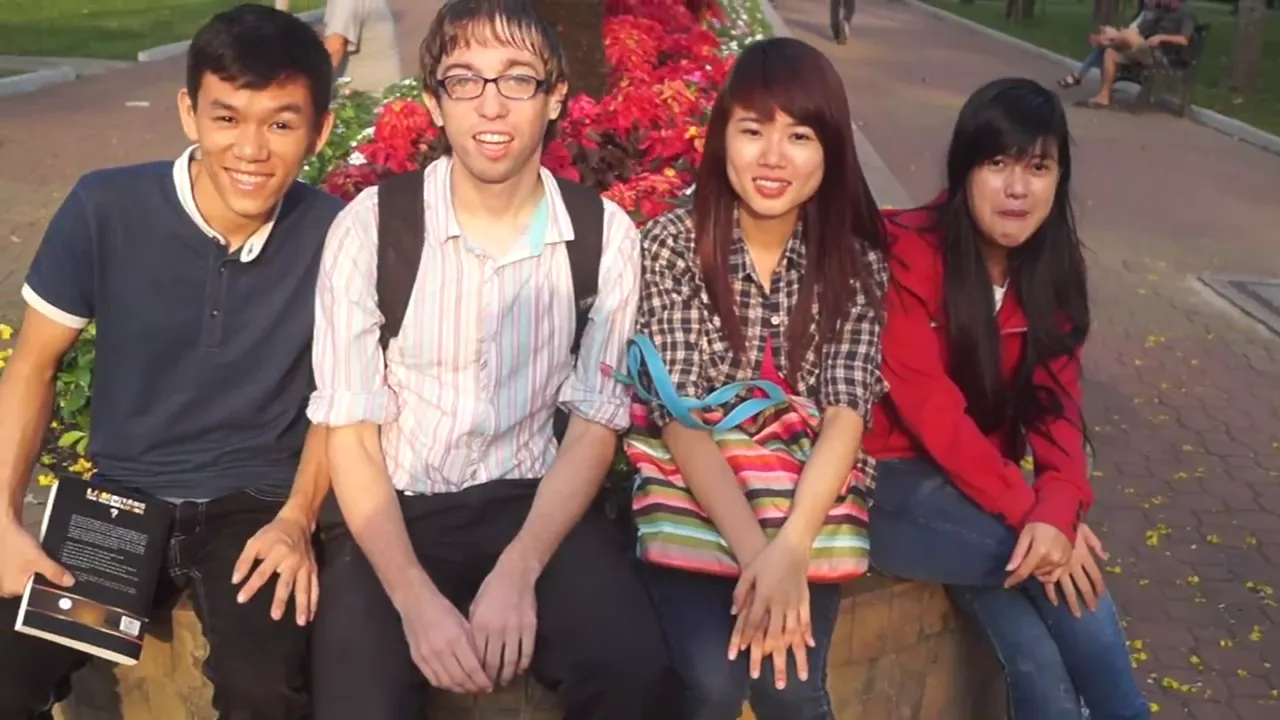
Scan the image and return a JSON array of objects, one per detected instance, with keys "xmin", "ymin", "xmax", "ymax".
[
  {"xmin": 552, "ymin": 177, "xmax": 605, "ymax": 442},
  {"xmin": 376, "ymin": 170, "xmax": 426, "ymax": 352},
  {"xmin": 554, "ymin": 177, "xmax": 604, "ymax": 356}
]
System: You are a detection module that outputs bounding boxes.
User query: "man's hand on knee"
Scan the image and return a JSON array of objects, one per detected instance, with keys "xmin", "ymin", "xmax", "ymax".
[
  {"xmin": 468, "ymin": 553, "xmax": 538, "ymax": 688},
  {"xmin": 231, "ymin": 511, "xmax": 318, "ymax": 626}
]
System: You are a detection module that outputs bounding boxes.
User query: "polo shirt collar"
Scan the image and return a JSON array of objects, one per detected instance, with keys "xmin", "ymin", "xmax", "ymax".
[{"xmin": 173, "ymin": 145, "xmax": 281, "ymax": 263}]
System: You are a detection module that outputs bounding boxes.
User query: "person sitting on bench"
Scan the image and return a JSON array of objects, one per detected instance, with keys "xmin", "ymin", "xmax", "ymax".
[
  {"xmin": 1056, "ymin": 0, "xmax": 1154, "ymax": 89},
  {"xmin": 1085, "ymin": 0, "xmax": 1197, "ymax": 108}
]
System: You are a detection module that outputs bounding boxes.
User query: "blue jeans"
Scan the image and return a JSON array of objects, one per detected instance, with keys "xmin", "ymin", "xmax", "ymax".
[
  {"xmin": 1077, "ymin": 46, "xmax": 1105, "ymax": 77},
  {"xmin": 868, "ymin": 459, "xmax": 1149, "ymax": 720},
  {"xmin": 642, "ymin": 565, "xmax": 841, "ymax": 720}
]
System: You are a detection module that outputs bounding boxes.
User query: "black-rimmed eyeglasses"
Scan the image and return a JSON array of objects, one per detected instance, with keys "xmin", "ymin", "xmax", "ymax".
[{"xmin": 436, "ymin": 73, "xmax": 549, "ymax": 101}]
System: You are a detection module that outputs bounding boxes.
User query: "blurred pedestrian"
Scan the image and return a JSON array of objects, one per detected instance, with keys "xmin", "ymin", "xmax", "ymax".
[
  {"xmin": 831, "ymin": 0, "xmax": 854, "ymax": 44},
  {"xmin": 322, "ymin": 0, "xmax": 402, "ymax": 93}
]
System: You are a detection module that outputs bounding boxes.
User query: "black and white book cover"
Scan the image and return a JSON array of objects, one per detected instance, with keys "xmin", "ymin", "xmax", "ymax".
[{"xmin": 14, "ymin": 478, "xmax": 172, "ymax": 665}]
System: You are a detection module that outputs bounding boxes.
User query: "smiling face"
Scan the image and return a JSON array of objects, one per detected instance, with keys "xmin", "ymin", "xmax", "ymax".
[
  {"xmin": 423, "ymin": 22, "xmax": 566, "ymax": 188},
  {"xmin": 724, "ymin": 105, "xmax": 824, "ymax": 223},
  {"xmin": 178, "ymin": 73, "xmax": 331, "ymax": 235},
  {"xmin": 966, "ymin": 139, "xmax": 1061, "ymax": 251}
]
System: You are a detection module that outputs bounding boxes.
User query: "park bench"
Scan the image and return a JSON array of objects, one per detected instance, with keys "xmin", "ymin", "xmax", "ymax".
[
  {"xmin": 53, "ymin": 576, "xmax": 1007, "ymax": 719},
  {"xmin": 1117, "ymin": 23, "xmax": 1211, "ymax": 118}
]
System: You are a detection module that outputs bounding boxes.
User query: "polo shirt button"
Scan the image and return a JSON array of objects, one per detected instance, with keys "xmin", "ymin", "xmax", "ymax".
[{"xmin": 210, "ymin": 310, "xmax": 219, "ymax": 317}]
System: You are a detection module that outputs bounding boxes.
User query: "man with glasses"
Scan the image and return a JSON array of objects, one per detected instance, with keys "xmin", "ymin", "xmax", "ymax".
[{"xmin": 306, "ymin": 2, "xmax": 672, "ymax": 718}]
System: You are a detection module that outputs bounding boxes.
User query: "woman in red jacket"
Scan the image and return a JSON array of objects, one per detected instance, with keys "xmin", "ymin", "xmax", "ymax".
[{"xmin": 863, "ymin": 78, "xmax": 1149, "ymax": 719}]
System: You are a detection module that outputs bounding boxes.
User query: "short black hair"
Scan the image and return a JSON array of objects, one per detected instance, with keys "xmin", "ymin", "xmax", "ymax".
[{"xmin": 187, "ymin": 4, "xmax": 332, "ymax": 128}]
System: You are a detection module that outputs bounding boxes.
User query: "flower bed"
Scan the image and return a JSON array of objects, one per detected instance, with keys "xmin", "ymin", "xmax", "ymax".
[{"xmin": 16, "ymin": 0, "xmax": 773, "ymax": 484}]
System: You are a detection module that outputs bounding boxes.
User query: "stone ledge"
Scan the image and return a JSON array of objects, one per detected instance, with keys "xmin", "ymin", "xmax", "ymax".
[
  {"xmin": 54, "ymin": 576, "xmax": 1004, "ymax": 719},
  {"xmin": 0, "ymin": 67, "xmax": 77, "ymax": 99}
]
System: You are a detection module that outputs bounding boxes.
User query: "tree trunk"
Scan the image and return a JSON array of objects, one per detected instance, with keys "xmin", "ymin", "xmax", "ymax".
[
  {"xmin": 1005, "ymin": 0, "xmax": 1036, "ymax": 21},
  {"xmin": 535, "ymin": 0, "xmax": 608, "ymax": 100},
  {"xmin": 1090, "ymin": 0, "xmax": 1121, "ymax": 25},
  {"xmin": 1226, "ymin": 0, "xmax": 1266, "ymax": 95}
]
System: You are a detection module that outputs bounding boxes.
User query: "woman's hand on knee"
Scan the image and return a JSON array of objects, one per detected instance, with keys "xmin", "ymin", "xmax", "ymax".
[
  {"xmin": 728, "ymin": 536, "xmax": 814, "ymax": 688},
  {"xmin": 1003, "ymin": 521, "xmax": 1073, "ymax": 589},
  {"xmin": 1042, "ymin": 523, "xmax": 1109, "ymax": 617}
]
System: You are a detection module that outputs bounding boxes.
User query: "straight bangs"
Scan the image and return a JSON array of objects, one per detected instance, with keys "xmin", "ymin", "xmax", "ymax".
[
  {"xmin": 419, "ymin": 0, "xmax": 564, "ymax": 85},
  {"xmin": 947, "ymin": 79, "xmax": 1072, "ymax": 186},
  {"xmin": 713, "ymin": 39, "xmax": 852, "ymax": 151}
]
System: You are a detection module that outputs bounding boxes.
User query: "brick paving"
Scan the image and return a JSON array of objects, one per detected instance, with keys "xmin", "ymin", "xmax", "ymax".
[{"xmin": 771, "ymin": 0, "xmax": 1280, "ymax": 715}]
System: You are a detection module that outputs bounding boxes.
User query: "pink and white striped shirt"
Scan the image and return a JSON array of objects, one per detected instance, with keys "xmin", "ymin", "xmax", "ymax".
[{"xmin": 308, "ymin": 156, "xmax": 640, "ymax": 494}]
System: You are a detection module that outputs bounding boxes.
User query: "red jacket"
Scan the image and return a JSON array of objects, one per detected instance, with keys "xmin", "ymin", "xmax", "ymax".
[{"xmin": 863, "ymin": 204, "xmax": 1092, "ymax": 543}]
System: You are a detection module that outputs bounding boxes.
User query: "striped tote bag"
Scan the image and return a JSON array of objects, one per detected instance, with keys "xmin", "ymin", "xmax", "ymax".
[{"xmin": 612, "ymin": 335, "xmax": 871, "ymax": 584}]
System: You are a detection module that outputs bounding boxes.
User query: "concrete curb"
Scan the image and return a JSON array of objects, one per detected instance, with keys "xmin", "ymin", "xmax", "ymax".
[
  {"xmin": 136, "ymin": 8, "xmax": 327, "ymax": 63},
  {"xmin": 759, "ymin": 0, "xmax": 915, "ymax": 208},
  {"xmin": 903, "ymin": 0, "xmax": 1280, "ymax": 156},
  {"xmin": 0, "ymin": 66, "xmax": 77, "ymax": 98}
]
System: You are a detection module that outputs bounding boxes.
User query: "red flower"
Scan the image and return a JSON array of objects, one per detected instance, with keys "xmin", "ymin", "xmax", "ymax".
[{"xmin": 541, "ymin": 139, "xmax": 580, "ymax": 182}]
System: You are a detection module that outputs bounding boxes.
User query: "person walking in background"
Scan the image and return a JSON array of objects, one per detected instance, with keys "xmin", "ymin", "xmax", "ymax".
[
  {"xmin": 831, "ymin": 0, "xmax": 855, "ymax": 44},
  {"xmin": 323, "ymin": 0, "xmax": 403, "ymax": 93}
]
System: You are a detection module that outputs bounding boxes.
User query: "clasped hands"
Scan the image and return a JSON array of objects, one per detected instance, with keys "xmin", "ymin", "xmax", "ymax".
[
  {"xmin": 396, "ymin": 551, "xmax": 539, "ymax": 695},
  {"xmin": 726, "ymin": 531, "xmax": 814, "ymax": 690},
  {"xmin": 1005, "ymin": 520, "xmax": 1110, "ymax": 617}
]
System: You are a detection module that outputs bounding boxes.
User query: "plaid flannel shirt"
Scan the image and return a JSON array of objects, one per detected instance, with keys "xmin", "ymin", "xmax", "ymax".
[{"xmin": 637, "ymin": 207, "xmax": 889, "ymax": 467}]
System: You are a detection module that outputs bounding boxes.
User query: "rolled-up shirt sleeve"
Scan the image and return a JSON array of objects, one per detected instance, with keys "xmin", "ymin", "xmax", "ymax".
[
  {"xmin": 307, "ymin": 188, "xmax": 398, "ymax": 427},
  {"xmin": 819, "ymin": 248, "xmax": 889, "ymax": 422},
  {"xmin": 557, "ymin": 200, "xmax": 640, "ymax": 431},
  {"xmin": 633, "ymin": 211, "xmax": 708, "ymax": 428}
]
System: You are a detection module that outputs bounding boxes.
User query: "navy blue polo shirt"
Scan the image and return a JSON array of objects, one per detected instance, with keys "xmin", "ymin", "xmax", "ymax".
[{"xmin": 22, "ymin": 147, "xmax": 343, "ymax": 500}]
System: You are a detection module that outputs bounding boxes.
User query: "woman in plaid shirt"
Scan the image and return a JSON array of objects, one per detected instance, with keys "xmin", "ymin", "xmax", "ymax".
[{"xmin": 633, "ymin": 37, "xmax": 888, "ymax": 720}]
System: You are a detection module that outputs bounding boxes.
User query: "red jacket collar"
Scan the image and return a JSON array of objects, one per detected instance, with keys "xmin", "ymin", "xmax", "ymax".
[{"xmin": 881, "ymin": 196, "xmax": 1028, "ymax": 330}]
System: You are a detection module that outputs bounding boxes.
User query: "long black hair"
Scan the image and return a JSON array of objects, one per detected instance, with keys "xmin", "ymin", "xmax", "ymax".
[{"xmin": 937, "ymin": 78, "xmax": 1089, "ymax": 441}]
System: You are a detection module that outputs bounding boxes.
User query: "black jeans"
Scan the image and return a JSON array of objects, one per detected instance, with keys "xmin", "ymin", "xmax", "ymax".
[
  {"xmin": 311, "ymin": 478, "xmax": 675, "ymax": 720},
  {"xmin": 0, "ymin": 489, "xmax": 310, "ymax": 720}
]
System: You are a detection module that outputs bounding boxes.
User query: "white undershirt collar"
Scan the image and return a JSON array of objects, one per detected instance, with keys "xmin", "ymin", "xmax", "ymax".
[{"xmin": 172, "ymin": 145, "xmax": 281, "ymax": 263}]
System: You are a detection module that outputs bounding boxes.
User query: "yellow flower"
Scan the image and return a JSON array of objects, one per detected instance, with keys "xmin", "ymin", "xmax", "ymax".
[
  {"xmin": 0, "ymin": 324, "xmax": 12, "ymax": 341},
  {"xmin": 37, "ymin": 471, "xmax": 56, "ymax": 487}
]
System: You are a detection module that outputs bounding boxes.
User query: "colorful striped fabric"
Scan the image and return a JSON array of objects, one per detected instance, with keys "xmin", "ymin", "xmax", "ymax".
[{"xmin": 614, "ymin": 335, "xmax": 871, "ymax": 584}]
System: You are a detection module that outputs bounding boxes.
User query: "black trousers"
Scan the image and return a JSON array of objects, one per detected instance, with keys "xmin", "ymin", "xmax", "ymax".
[
  {"xmin": 311, "ymin": 478, "xmax": 676, "ymax": 720},
  {"xmin": 832, "ymin": 0, "xmax": 856, "ymax": 28},
  {"xmin": 0, "ymin": 489, "xmax": 310, "ymax": 720}
]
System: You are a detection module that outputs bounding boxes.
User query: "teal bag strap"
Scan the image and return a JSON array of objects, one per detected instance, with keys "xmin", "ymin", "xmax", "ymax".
[{"xmin": 618, "ymin": 334, "xmax": 789, "ymax": 431}]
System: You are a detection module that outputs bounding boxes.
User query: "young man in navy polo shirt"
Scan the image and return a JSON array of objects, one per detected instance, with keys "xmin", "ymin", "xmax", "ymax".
[{"xmin": 0, "ymin": 6, "xmax": 340, "ymax": 718}]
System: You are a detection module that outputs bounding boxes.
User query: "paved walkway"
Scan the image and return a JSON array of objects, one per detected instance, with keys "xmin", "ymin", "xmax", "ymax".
[{"xmin": 772, "ymin": 0, "xmax": 1280, "ymax": 715}]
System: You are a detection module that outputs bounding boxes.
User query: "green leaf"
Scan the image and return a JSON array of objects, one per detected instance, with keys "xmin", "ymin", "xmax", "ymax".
[{"xmin": 57, "ymin": 430, "xmax": 86, "ymax": 448}]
